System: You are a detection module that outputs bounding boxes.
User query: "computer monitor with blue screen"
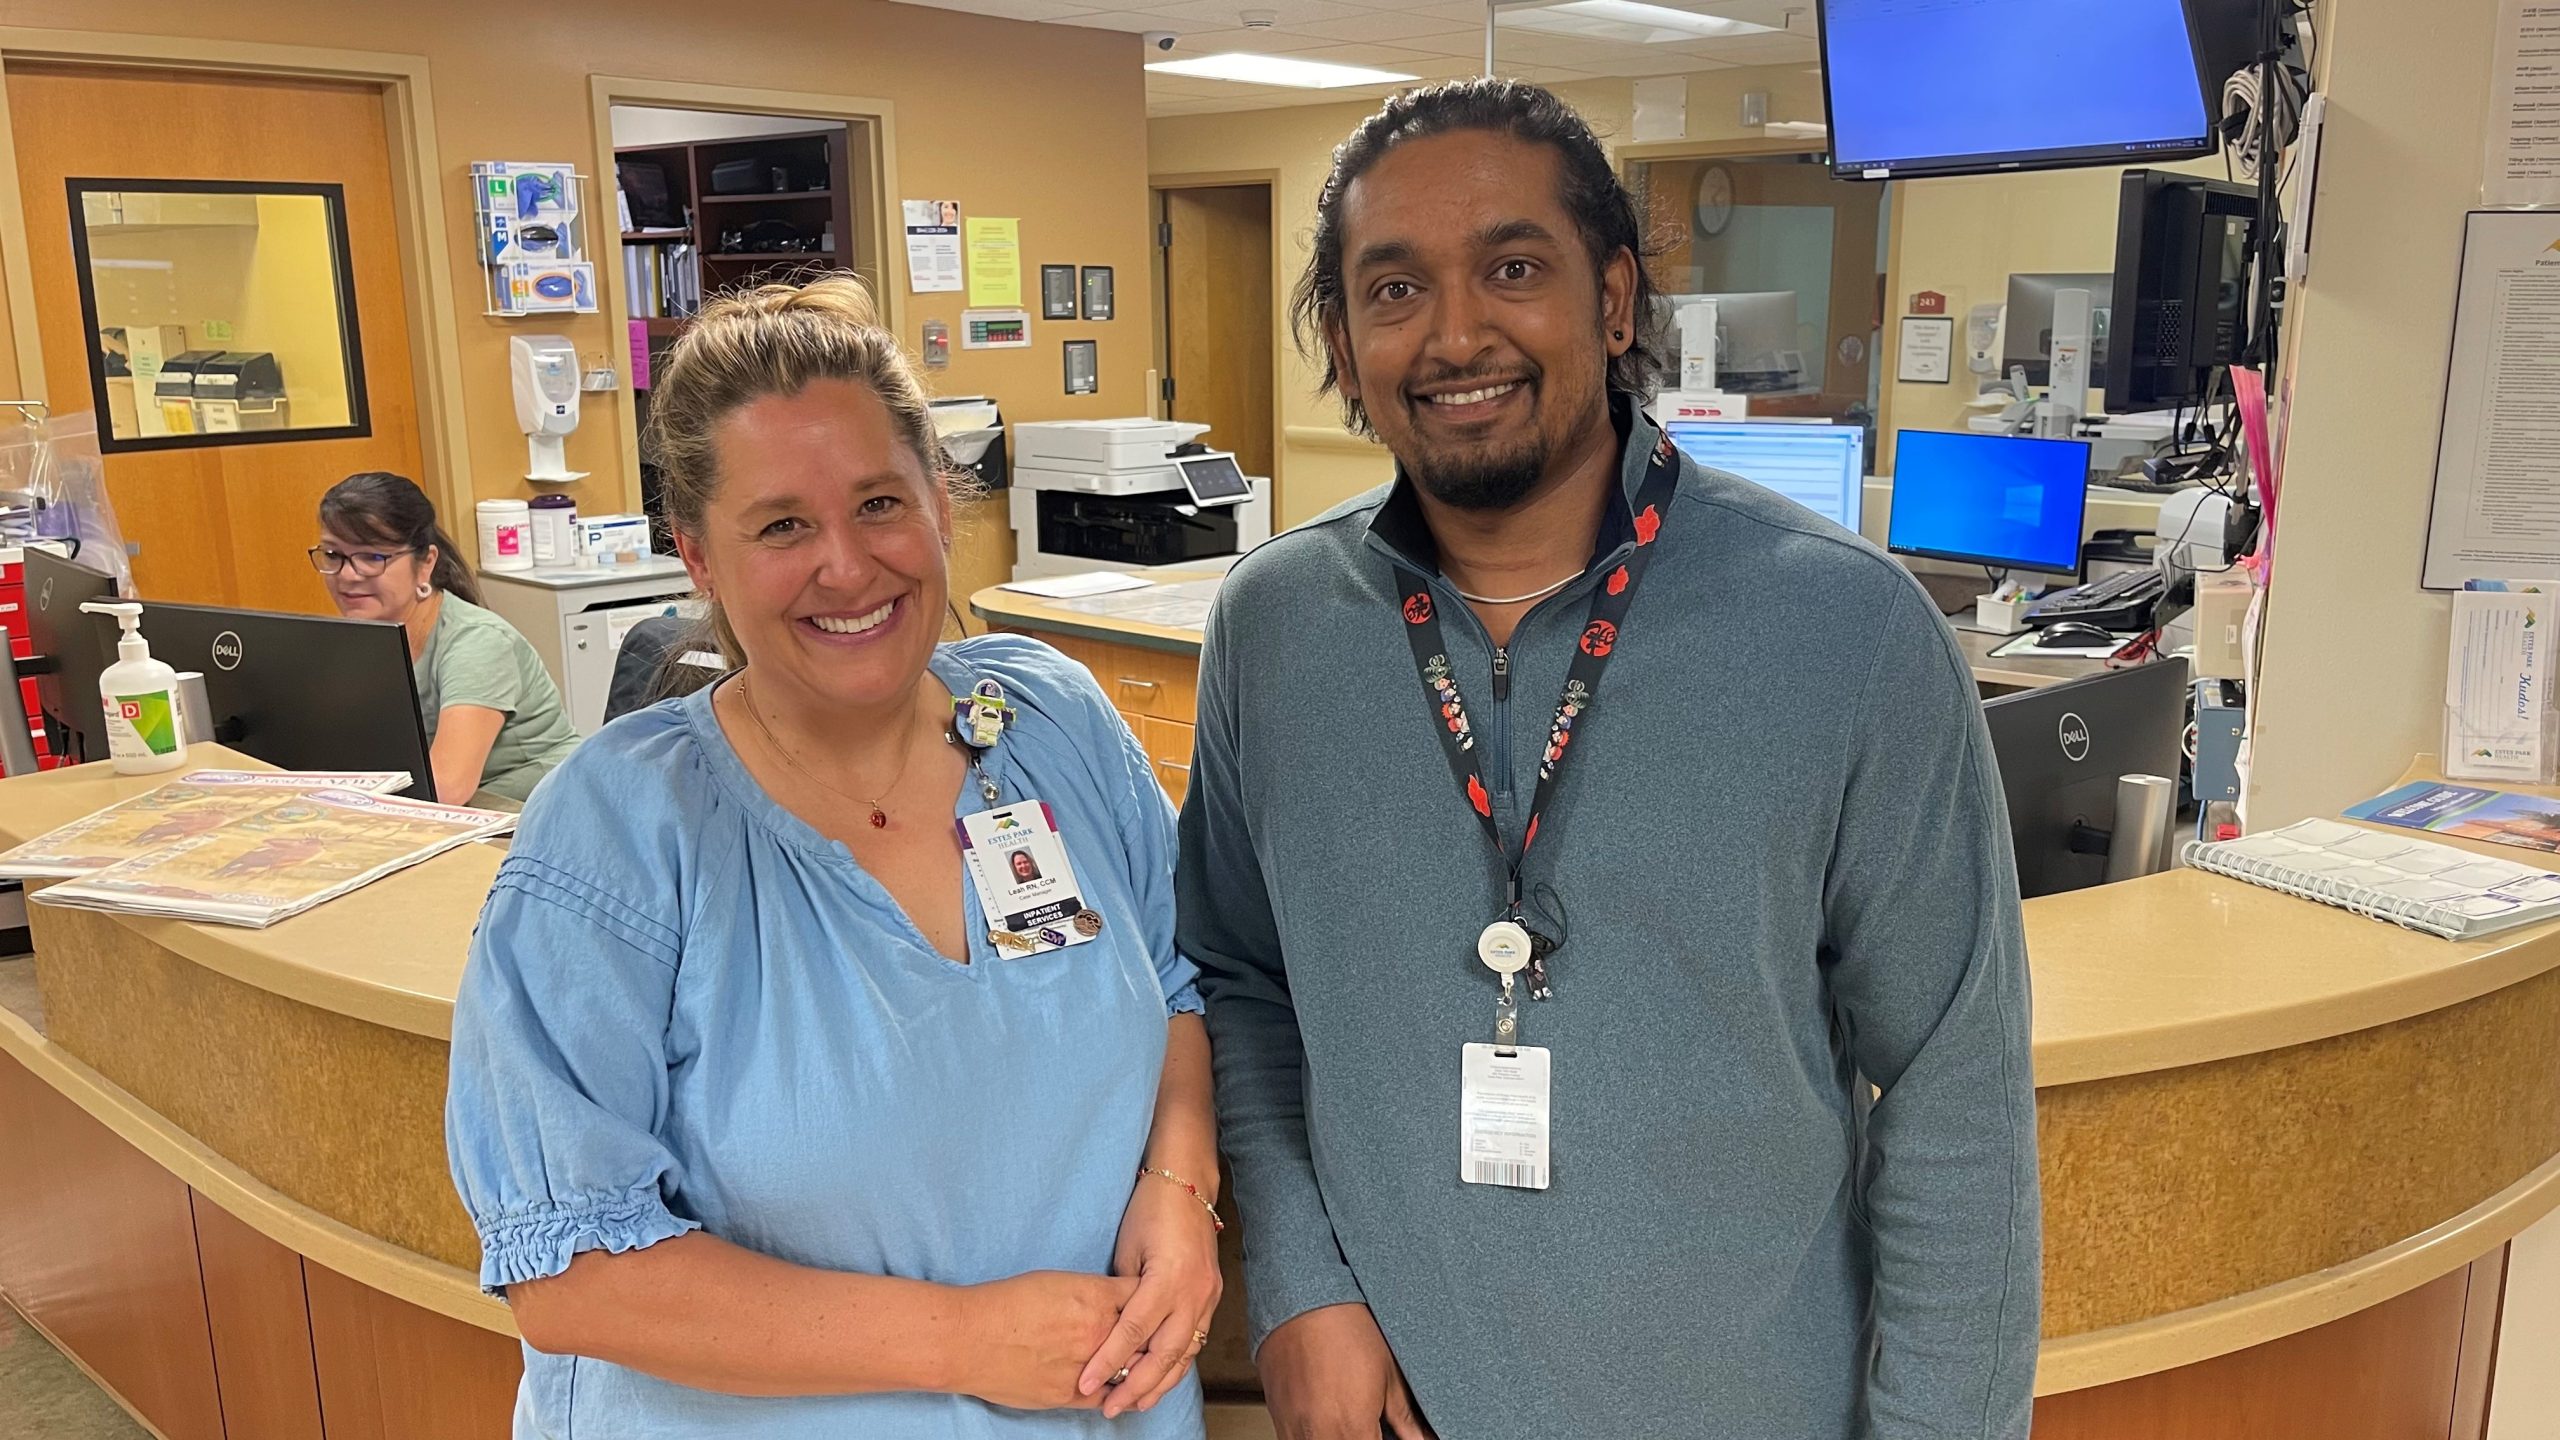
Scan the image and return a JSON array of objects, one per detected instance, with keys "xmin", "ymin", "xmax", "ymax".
[
  {"xmin": 1817, "ymin": 0, "xmax": 2215, "ymax": 180},
  {"xmin": 1887, "ymin": 430, "xmax": 2091, "ymax": 577},
  {"xmin": 1663, "ymin": 422, "xmax": 1864, "ymax": 533}
]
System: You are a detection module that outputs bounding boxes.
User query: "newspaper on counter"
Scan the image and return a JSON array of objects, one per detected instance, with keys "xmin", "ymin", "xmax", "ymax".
[
  {"xmin": 0, "ymin": 770, "xmax": 413, "ymax": 879},
  {"xmin": 32, "ymin": 788, "xmax": 512, "ymax": 929}
]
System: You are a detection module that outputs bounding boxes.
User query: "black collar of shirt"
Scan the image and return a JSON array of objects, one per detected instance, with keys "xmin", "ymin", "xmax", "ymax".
[{"xmin": 1367, "ymin": 390, "xmax": 1654, "ymax": 573}]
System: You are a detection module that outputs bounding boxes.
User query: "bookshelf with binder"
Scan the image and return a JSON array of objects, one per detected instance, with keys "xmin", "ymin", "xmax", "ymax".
[{"xmin": 613, "ymin": 126, "xmax": 863, "ymax": 337}]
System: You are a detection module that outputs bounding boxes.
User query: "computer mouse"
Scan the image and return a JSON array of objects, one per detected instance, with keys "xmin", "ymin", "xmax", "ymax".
[{"xmin": 2035, "ymin": 621, "xmax": 2117, "ymax": 650}]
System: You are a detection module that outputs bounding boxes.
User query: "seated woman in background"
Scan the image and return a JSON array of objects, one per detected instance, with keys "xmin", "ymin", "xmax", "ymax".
[
  {"xmin": 443, "ymin": 276, "xmax": 1219, "ymax": 1436},
  {"xmin": 311, "ymin": 473, "xmax": 580, "ymax": 808}
]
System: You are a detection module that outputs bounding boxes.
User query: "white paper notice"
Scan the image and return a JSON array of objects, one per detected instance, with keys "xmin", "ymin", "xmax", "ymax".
[
  {"xmin": 1898, "ymin": 315, "xmax": 1955, "ymax": 384},
  {"xmin": 2488, "ymin": 0, "xmax": 2560, "ymax": 206},
  {"xmin": 2424, "ymin": 211, "xmax": 2560, "ymax": 589},
  {"xmin": 902, "ymin": 199, "xmax": 963, "ymax": 294}
]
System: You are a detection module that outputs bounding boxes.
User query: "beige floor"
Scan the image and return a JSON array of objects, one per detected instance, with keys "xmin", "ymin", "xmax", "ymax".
[{"xmin": 0, "ymin": 1304, "xmax": 150, "ymax": 1440}]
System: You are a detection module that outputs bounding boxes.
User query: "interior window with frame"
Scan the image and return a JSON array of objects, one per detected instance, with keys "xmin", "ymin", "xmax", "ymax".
[{"xmin": 67, "ymin": 177, "xmax": 370, "ymax": 454}]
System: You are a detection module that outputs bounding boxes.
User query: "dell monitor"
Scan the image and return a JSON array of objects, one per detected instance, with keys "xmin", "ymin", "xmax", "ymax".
[
  {"xmin": 1983, "ymin": 660, "xmax": 2190, "ymax": 897},
  {"xmin": 2003, "ymin": 273, "xmax": 2114, "ymax": 388},
  {"xmin": 1818, "ymin": 0, "xmax": 2217, "ymax": 180},
  {"xmin": 2105, "ymin": 170, "xmax": 2260, "ymax": 409},
  {"xmin": 1662, "ymin": 421, "xmax": 1864, "ymax": 533},
  {"xmin": 1887, "ymin": 430, "xmax": 2093, "ymax": 578},
  {"xmin": 24, "ymin": 547, "xmax": 119, "ymax": 764},
  {"xmin": 137, "ymin": 601, "xmax": 435, "ymax": 799}
]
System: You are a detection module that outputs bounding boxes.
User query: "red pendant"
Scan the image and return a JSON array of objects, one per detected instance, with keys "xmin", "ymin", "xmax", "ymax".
[{"xmin": 869, "ymin": 807, "xmax": 888, "ymax": 829}]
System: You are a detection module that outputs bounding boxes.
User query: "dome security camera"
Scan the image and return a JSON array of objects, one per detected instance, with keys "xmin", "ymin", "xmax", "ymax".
[{"xmin": 1144, "ymin": 30, "xmax": 1179, "ymax": 51}]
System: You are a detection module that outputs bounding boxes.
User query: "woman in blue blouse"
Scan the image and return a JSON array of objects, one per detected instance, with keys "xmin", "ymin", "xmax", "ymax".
[{"xmin": 445, "ymin": 277, "xmax": 1220, "ymax": 1437}]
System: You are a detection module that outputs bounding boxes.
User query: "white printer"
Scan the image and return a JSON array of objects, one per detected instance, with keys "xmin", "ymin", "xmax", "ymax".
[{"xmin": 1008, "ymin": 418, "xmax": 1273, "ymax": 580}]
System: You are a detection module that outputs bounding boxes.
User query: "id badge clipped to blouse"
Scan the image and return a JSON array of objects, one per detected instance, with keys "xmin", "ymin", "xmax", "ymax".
[{"xmin": 958, "ymin": 801, "xmax": 1104, "ymax": 957}]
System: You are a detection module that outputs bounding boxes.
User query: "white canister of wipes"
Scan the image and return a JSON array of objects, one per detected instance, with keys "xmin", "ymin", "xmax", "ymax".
[
  {"xmin": 477, "ymin": 498, "xmax": 533, "ymax": 572},
  {"xmin": 529, "ymin": 493, "xmax": 579, "ymax": 566}
]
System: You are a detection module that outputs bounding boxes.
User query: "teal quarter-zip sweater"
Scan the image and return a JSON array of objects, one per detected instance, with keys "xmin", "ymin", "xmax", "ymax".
[{"xmin": 1177, "ymin": 396, "xmax": 2040, "ymax": 1439}]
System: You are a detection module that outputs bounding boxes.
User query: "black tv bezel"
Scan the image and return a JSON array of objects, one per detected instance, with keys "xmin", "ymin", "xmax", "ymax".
[{"xmin": 1814, "ymin": 0, "xmax": 2222, "ymax": 183}]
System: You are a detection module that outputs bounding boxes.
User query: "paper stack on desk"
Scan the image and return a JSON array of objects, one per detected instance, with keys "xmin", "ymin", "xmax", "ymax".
[
  {"xmin": 24, "ymin": 784, "xmax": 511, "ymax": 929},
  {"xmin": 0, "ymin": 770, "xmax": 412, "ymax": 879}
]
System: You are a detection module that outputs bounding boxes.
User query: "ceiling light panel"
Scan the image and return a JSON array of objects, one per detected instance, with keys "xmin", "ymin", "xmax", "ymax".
[
  {"xmin": 1501, "ymin": 0, "xmax": 1778, "ymax": 45},
  {"xmin": 1146, "ymin": 51, "xmax": 1420, "ymax": 87}
]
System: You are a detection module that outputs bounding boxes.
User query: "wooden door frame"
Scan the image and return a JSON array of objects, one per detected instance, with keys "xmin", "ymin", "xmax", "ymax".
[
  {"xmin": 0, "ymin": 28, "xmax": 476, "ymax": 542},
  {"xmin": 1613, "ymin": 140, "xmax": 1895, "ymax": 447},
  {"xmin": 588, "ymin": 77, "xmax": 900, "ymax": 513},
  {"xmin": 1148, "ymin": 169, "xmax": 1282, "ymax": 501}
]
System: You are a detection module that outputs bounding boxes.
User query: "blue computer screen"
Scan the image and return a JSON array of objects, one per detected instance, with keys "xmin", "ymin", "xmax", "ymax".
[
  {"xmin": 1663, "ymin": 422, "xmax": 1865, "ymax": 532},
  {"xmin": 1887, "ymin": 430, "xmax": 2091, "ymax": 574},
  {"xmin": 1822, "ymin": 0, "xmax": 2211, "ymax": 176}
]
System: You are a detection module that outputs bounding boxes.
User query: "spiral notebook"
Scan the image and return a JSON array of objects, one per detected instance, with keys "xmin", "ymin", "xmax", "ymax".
[{"xmin": 2182, "ymin": 818, "xmax": 2560, "ymax": 940}]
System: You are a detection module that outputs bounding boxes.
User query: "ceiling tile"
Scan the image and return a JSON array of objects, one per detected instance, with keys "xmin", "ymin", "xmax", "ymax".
[
  {"xmin": 1145, "ymin": 0, "xmax": 1373, "ymax": 27},
  {"xmin": 1686, "ymin": 31, "xmax": 1819, "ymax": 62},
  {"xmin": 1490, "ymin": 29, "xmax": 1652, "ymax": 66},
  {"xmin": 892, "ymin": 0, "xmax": 1113, "ymax": 18},
  {"xmin": 1399, "ymin": 29, "xmax": 1498, "ymax": 57},
  {"xmin": 1151, "ymin": 25, "xmax": 1335, "ymax": 51},
  {"xmin": 1057, "ymin": 8, "xmax": 1200, "ymax": 30},
  {"xmin": 1405, "ymin": 0, "xmax": 1502, "ymax": 23},
  {"xmin": 1573, "ymin": 49, "xmax": 1737, "ymax": 76},
  {"xmin": 1313, "ymin": 11, "xmax": 1491, "ymax": 43}
]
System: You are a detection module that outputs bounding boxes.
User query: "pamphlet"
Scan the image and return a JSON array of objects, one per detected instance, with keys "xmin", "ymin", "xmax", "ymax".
[
  {"xmin": 2346, "ymin": 780, "xmax": 2560, "ymax": 855},
  {"xmin": 0, "ymin": 770, "xmax": 411, "ymax": 879},
  {"xmin": 34, "ymin": 788, "xmax": 512, "ymax": 929}
]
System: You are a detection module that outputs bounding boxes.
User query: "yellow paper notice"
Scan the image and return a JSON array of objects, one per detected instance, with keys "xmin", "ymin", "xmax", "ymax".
[{"xmin": 966, "ymin": 217, "xmax": 1022, "ymax": 307}]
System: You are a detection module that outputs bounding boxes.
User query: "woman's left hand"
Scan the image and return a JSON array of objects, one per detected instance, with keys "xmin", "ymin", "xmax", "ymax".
[{"xmin": 1078, "ymin": 1170, "xmax": 1225, "ymax": 1417}]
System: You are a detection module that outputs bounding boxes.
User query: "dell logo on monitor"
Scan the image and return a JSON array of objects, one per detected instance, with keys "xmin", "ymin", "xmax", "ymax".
[
  {"xmin": 2058, "ymin": 713, "xmax": 2092, "ymax": 763},
  {"xmin": 211, "ymin": 631, "xmax": 244, "ymax": 672}
]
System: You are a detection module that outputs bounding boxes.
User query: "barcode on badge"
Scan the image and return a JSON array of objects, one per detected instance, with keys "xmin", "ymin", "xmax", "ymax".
[{"xmin": 1470, "ymin": 1159, "xmax": 1546, "ymax": 1189}]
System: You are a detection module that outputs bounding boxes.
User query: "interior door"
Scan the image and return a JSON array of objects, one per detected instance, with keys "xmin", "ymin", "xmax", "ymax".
[
  {"xmin": 8, "ymin": 63, "xmax": 426, "ymax": 614},
  {"xmin": 1159, "ymin": 184, "xmax": 1273, "ymax": 485}
]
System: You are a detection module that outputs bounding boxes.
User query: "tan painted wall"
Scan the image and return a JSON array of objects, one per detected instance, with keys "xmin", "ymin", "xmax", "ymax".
[
  {"xmin": 2246, "ymin": 0, "xmax": 2499, "ymax": 825},
  {"xmin": 1148, "ymin": 63, "xmax": 1830, "ymax": 528},
  {"xmin": 0, "ymin": 0, "xmax": 1161, "ymax": 592}
]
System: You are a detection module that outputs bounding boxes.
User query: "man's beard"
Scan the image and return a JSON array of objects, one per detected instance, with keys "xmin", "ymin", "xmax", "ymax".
[{"xmin": 1407, "ymin": 434, "xmax": 1551, "ymax": 511}]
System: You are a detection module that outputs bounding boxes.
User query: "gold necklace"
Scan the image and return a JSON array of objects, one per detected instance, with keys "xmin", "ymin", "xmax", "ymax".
[{"xmin": 734, "ymin": 672, "xmax": 928, "ymax": 830}]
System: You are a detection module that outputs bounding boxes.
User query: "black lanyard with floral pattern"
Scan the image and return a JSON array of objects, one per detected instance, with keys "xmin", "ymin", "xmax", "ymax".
[{"xmin": 1388, "ymin": 434, "xmax": 1680, "ymax": 1000}]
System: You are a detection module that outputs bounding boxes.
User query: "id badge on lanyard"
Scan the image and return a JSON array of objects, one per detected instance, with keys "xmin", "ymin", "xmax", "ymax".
[{"xmin": 1391, "ymin": 431, "xmax": 1681, "ymax": 1189}]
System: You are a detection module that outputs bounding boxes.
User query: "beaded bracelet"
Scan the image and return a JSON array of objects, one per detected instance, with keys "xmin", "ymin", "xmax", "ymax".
[{"xmin": 1138, "ymin": 1166, "xmax": 1227, "ymax": 1233}]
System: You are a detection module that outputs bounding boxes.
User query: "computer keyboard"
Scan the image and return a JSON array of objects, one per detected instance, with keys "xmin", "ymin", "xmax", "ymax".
[{"xmin": 2026, "ymin": 568, "xmax": 2167, "ymax": 629}]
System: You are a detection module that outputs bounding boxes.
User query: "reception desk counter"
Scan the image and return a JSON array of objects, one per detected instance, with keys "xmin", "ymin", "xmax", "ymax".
[{"xmin": 4, "ymin": 645, "xmax": 2556, "ymax": 1440}]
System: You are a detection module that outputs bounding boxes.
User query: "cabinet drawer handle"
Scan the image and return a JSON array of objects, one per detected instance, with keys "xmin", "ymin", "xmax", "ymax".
[{"xmin": 1117, "ymin": 677, "xmax": 1161, "ymax": 693}]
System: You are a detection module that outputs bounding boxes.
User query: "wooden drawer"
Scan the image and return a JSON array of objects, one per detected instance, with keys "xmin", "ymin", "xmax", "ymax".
[
  {"xmin": 998, "ymin": 625, "xmax": 1200, "ymax": 724},
  {"xmin": 1091, "ymin": 641, "xmax": 1196, "ymax": 724},
  {"xmin": 1132, "ymin": 713, "xmax": 1193, "ymax": 806}
]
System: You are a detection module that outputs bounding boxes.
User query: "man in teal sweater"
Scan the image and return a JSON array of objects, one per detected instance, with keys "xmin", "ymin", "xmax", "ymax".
[{"xmin": 1176, "ymin": 79, "xmax": 2039, "ymax": 1438}]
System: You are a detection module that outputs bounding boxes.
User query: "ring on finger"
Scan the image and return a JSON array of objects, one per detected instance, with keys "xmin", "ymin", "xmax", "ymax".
[
  {"xmin": 1188, "ymin": 1329, "xmax": 1210, "ymax": 1356},
  {"xmin": 1109, "ymin": 1366, "xmax": 1132, "ymax": 1386}
]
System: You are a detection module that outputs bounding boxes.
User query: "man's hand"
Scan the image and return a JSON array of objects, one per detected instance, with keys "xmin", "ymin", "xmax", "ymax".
[{"xmin": 1259, "ymin": 1303, "xmax": 1433, "ymax": 1440}]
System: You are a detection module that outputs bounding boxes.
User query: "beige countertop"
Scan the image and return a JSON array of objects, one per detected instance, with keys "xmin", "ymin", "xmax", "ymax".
[
  {"xmin": 9, "ymin": 734, "xmax": 2558, "ymax": 1101},
  {"xmin": 0, "ymin": 748, "xmax": 494, "ymax": 1040}
]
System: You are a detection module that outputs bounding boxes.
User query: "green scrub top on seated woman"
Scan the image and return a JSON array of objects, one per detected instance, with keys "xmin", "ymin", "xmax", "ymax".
[
  {"xmin": 313, "ymin": 470, "xmax": 581, "ymax": 811},
  {"xmin": 413, "ymin": 593, "xmax": 580, "ymax": 808}
]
